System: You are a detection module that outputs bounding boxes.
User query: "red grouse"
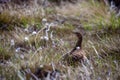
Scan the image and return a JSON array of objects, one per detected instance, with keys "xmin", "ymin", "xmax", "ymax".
[
  {"xmin": 70, "ymin": 31, "xmax": 86, "ymax": 62},
  {"xmin": 62, "ymin": 31, "xmax": 86, "ymax": 63}
]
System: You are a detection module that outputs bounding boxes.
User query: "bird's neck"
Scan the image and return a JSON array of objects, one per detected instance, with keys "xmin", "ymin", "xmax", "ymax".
[{"xmin": 75, "ymin": 37, "xmax": 82, "ymax": 49}]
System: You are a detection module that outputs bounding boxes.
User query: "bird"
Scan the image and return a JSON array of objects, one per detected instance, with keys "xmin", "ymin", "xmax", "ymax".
[
  {"xmin": 70, "ymin": 31, "xmax": 86, "ymax": 62},
  {"xmin": 61, "ymin": 30, "xmax": 87, "ymax": 64}
]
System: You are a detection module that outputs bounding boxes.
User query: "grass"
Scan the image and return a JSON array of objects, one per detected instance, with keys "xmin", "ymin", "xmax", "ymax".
[
  {"xmin": 56, "ymin": 1, "xmax": 120, "ymax": 30},
  {"xmin": 0, "ymin": 0, "xmax": 120, "ymax": 80},
  {"xmin": 0, "ymin": 46, "xmax": 12, "ymax": 61}
]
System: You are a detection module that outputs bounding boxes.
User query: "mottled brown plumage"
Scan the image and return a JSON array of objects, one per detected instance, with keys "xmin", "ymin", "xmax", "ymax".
[
  {"xmin": 62, "ymin": 31, "xmax": 86, "ymax": 63},
  {"xmin": 70, "ymin": 31, "xmax": 86, "ymax": 62}
]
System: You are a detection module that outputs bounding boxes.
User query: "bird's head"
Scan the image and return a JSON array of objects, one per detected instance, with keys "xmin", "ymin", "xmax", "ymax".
[{"xmin": 72, "ymin": 31, "xmax": 82, "ymax": 39}]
